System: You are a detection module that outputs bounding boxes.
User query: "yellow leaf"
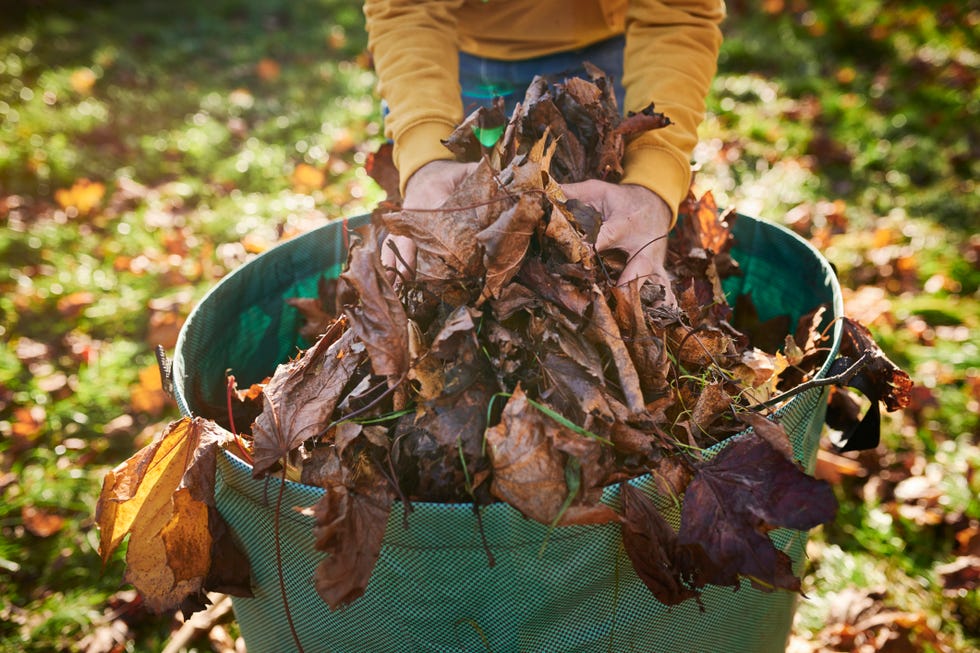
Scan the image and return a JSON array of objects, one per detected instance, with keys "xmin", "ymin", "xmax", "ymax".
[
  {"xmin": 762, "ymin": 0, "xmax": 784, "ymax": 14},
  {"xmin": 96, "ymin": 417, "xmax": 235, "ymax": 612},
  {"xmin": 256, "ymin": 58, "xmax": 281, "ymax": 81},
  {"xmin": 70, "ymin": 68, "xmax": 97, "ymax": 94},
  {"xmin": 130, "ymin": 364, "xmax": 169, "ymax": 415},
  {"xmin": 291, "ymin": 162, "xmax": 326, "ymax": 193},
  {"xmin": 54, "ymin": 178, "xmax": 105, "ymax": 216},
  {"xmin": 161, "ymin": 488, "xmax": 211, "ymax": 582}
]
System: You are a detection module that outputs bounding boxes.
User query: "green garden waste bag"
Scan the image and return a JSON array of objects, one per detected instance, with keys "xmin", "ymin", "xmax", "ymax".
[{"xmin": 172, "ymin": 213, "xmax": 843, "ymax": 653}]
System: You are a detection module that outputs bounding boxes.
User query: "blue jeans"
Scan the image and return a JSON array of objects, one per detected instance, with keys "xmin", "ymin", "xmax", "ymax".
[{"xmin": 458, "ymin": 35, "xmax": 626, "ymax": 116}]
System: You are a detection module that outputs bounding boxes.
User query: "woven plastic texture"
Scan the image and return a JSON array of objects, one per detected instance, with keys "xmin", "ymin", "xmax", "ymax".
[{"xmin": 175, "ymin": 214, "xmax": 843, "ymax": 653}]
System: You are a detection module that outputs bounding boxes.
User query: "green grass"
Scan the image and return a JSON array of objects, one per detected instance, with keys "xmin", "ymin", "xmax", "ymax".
[{"xmin": 1, "ymin": 0, "xmax": 977, "ymax": 650}]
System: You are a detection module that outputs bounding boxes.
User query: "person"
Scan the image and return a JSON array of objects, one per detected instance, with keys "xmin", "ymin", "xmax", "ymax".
[{"xmin": 363, "ymin": 0, "xmax": 725, "ymax": 293}]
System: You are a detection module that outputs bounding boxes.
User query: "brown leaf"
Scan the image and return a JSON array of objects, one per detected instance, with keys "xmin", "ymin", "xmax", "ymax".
[
  {"xmin": 365, "ymin": 141, "xmax": 401, "ymax": 202},
  {"xmin": 587, "ymin": 284, "xmax": 645, "ymax": 414},
  {"xmin": 286, "ymin": 276, "xmax": 340, "ymax": 342},
  {"xmin": 840, "ymin": 317, "xmax": 913, "ymax": 412},
  {"xmin": 620, "ymin": 483, "xmax": 712, "ymax": 606},
  {"xmin": 519, "ymin": 89, "xmax": 587, "ymax": 183},
  {"xmin": 936, "ymin": 556, "xmax": 980, "ymax": 591},
  {"xmin": 690, "ymin": 381, "xmax": 734, "ymax": 434},
  {"xmin": 613, "ymin": 103, "xmax": 673, "ymax": 139},
  {"xmin": 250, "ymin": 328, "xmax": 364, "ymax": 477},
  {"xmin": 675, "ymin": 190, "xmax": 735, "ymax": 256},
  {"xmin": 597, "ymin": 104, "xmax": 672, "ymax": 181},
  {"xmin": 312, "ymin": 448, "xmax": 394, "ymax": 609},
  {"xmin": 678, "ymin": 429, "xmax": 837, "ymax": 591},
  {"xmin": 478, "ymin": 193, "xmax": 544, "ymax": 300},
  {"xmin": 517, "ymin": 258, "xmax": 591, "ymax": 317},
  {"xmin": 486, "ymin": 387, "xmax": 617, "ymax": 526},
  {"xmin": 96, "ymin": 417, "xmax": 251, "ymax": 612},
  {"xmin": 341, "ymin": 228, "xmax": 409, "ymax": 379},
  {"xmin": 539, "ymin": 350, "xmax": 613, "ymax": 431},
  {"xmin": 737, "ymin": 410, "xmax": 796, "ymax": 461},
  {"xmin": 21, "ymin": 505, "xmax": 65, "ymax": 537},
  {"xmin": 441, "ymin": 100, "xmax": 508, "ymax": 162},
  {"xmin": 611, "ymin": 283, "xmax": 670, "ymax": 397},
  {"xmin": 667, "ymin": 322, "xmax": 734, "ymax": 368},
  {"xmin": 382, "ymin": 160, "xmax": 501, "ymax": 282}
]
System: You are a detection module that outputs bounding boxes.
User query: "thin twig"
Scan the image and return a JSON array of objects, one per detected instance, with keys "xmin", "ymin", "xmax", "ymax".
[
  {"xmin": 753, "ymin": 351, "xmax": 873, "ymax": 410},
  {"xmin": 161, "ymin": 593, "xmax": 234, "ymax": 653}
]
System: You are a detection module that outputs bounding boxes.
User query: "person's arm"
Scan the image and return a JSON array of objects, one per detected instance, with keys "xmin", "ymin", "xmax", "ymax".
[
  {"xmin": 363, "ymin": 0, "xmax": 466, "ymax": 194},
  {"xmin": 620, "ymin": 0, "xmax": 725, "ymax": 219}
]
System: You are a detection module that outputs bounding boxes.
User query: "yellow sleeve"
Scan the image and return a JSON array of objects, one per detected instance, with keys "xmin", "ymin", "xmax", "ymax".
[
  {"xmin": 363, "ymin": 0, "xmax": 466, "ymax": 193},
  {"xmin": 619, "ymin": 0, "xmax": 725, "ymax": 220}
]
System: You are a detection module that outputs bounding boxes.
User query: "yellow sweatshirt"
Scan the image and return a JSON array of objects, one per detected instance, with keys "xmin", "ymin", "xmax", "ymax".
[{"xmin": 363, "ymin": 0, "xmax": 725, "ymax": 218}]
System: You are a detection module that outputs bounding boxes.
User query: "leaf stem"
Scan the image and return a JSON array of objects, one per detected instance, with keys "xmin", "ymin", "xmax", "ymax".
[{"xmin": 274, "ymin": 465, "xmax": 305, "ymax": 653}]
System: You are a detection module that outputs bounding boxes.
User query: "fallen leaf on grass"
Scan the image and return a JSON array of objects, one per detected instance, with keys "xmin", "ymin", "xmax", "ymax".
[
  {"xmin": 96, "ymin": 417, "xmax": 252, "ymax": 612},
  {"xmin": 55, "ymin": 178, "xmax": 105, "ymax": 216},
  {"xmin": 291, "ymin": 163, "xmax": 326, "ymax": 194},
  {"xmin": 937, "ymin": 556, "xmax": 980, "ymax": 592},
  {"xmin": 70, "ymin": 68, "xmax": 97, "ymax": 94},
  {"xmin": 130, "ymin": 364, "xmax": 170, "ymax": 416},
  {"xmin": 21, "ymin": 505, "xmax": 65, "ymax": 537},
  {"xmin": 255, "ymin": 58, "xmax": 280, "ymax": 81}
]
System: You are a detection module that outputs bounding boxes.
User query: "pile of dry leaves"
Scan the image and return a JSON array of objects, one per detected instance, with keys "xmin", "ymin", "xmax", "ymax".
[{"xmin": 96, "ymin": 68, "xmax": 911, "ymax": 618}]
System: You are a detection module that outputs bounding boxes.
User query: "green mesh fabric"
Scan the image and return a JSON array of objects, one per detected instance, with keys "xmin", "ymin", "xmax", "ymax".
[{"xmin": 176, "ymin": 214, "xmax": 843, "ymax": 653}]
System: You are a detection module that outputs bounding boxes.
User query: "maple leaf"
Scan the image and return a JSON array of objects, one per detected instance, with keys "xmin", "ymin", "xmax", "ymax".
[
  {"xmin": 677, "ymin": 427, "xmax": 838, "ymax": 591},
  {"xmin": 340, "ymin": 228, "xmax": 409, "ymax": 379},
  {"xmin": 250, "ymin": 327, "xmax": 364, "ymax": 477},
  {"xmin": 382, "ymin": 160, "xmax": 502, "ymax": 283},
  {"xmin": 619, "ymin": 483, "xmax": 713, "ymax": 606},
  {"xmin": 311, "ymin": 448, "xmax": 394, "ymax": 609},
  {"xmin": 96, "ymin": 417, "xmax": 252, "ymax": 612},
  {"xmin": 477, "ymin": 193, "xmax": 544, "ymax": 301},
  {"xmin": 485, "ymin": 386, "xmax": 618, "ymax": 526}
]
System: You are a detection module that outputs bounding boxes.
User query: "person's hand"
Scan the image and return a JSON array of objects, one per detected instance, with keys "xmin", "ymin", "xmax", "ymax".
[
  {"xmin": 381, "ymin": 160, "xmax": 479, "ymax": 279},
  {"xmin": 561, "ymin": 180, "xmax": 675, "ymax": 302}
]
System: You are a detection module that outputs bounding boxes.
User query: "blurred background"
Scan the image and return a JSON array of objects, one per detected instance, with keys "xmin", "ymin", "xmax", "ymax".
[{"xmin": 0, "ymin": 1, "xmax": 977, "ymax": 651}]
